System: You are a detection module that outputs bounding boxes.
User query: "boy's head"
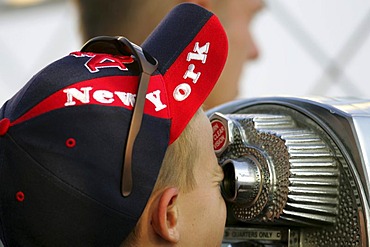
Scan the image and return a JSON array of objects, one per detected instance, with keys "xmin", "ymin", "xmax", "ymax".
[
  {"xmin": 0, "ymin": 3, "xmax": 227, "ymax": 246},
  {"xmin": 123, "ymin": 108, "xmax": 227, "ymax": 246}
]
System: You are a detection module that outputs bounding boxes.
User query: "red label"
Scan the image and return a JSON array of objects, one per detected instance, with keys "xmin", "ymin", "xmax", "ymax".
[{"xmin": 211, "ymin": 119, "xmax": 227, "ymax": 153}]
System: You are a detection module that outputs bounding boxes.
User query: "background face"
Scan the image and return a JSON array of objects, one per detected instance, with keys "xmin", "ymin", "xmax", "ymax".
[
  {"xmin": 205, "ymin": 0, "xmax": 264, "ymax": 108},
  {"xmin": 1, "ymin": 0, "xmax": 370, "ymax": 106}
]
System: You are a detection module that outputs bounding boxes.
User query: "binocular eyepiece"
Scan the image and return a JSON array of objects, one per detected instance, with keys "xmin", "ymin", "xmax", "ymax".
[{"xmin": 221, "ymin": 157, "xmax": 262, "ymax": 206}]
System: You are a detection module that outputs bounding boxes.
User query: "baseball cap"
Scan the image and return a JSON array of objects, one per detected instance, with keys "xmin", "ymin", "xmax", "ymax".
[{"xmin": 0, "ymin": 3, "xmax": 227, "ymax": 247}]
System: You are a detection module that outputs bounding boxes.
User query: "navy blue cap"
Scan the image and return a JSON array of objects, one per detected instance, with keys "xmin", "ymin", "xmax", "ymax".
[{"xmin": 0, "ymin": 3, "xmax": 227, "ymax": 246}]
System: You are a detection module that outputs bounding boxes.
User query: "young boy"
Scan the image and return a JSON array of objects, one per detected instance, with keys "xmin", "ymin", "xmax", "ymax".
[{"xmin": 0, "ymin": 3, "xmax": 228, "ymax": 246}]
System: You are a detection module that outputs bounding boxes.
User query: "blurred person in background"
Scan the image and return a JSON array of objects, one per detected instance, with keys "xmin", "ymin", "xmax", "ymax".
[{"xmin": 74, "ymin": 0, "xmax": 264, "ymax": 109}]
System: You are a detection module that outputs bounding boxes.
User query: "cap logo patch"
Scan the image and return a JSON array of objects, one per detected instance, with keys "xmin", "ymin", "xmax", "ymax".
[{"xmin": 70, "ymin": 51, "xmax": 134, "ymax": 73}]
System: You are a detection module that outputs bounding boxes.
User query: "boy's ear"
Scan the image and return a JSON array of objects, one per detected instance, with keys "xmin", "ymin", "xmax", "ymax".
[
  {"xmin": 151, "ymin": 187, "xmax": 180, "ymax": 243},
  {"xmin": 185, "ymin": 0, "xmax": 212, "ymax": 9}
]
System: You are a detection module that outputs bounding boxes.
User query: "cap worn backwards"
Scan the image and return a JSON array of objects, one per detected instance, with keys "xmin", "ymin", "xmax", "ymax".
[{"xmin": 0, "ymin": 3, "xmax": 227, "ymax": 246}]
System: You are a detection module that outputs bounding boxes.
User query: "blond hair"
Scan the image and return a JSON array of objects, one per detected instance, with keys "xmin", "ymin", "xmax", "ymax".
[
  {"xmin": 152, "ymin": 109, "xmax": 202, "ymax": 193},
  {"xmin": 121, "ymin": 109, "xmax": 202, "ymax": 246}
]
